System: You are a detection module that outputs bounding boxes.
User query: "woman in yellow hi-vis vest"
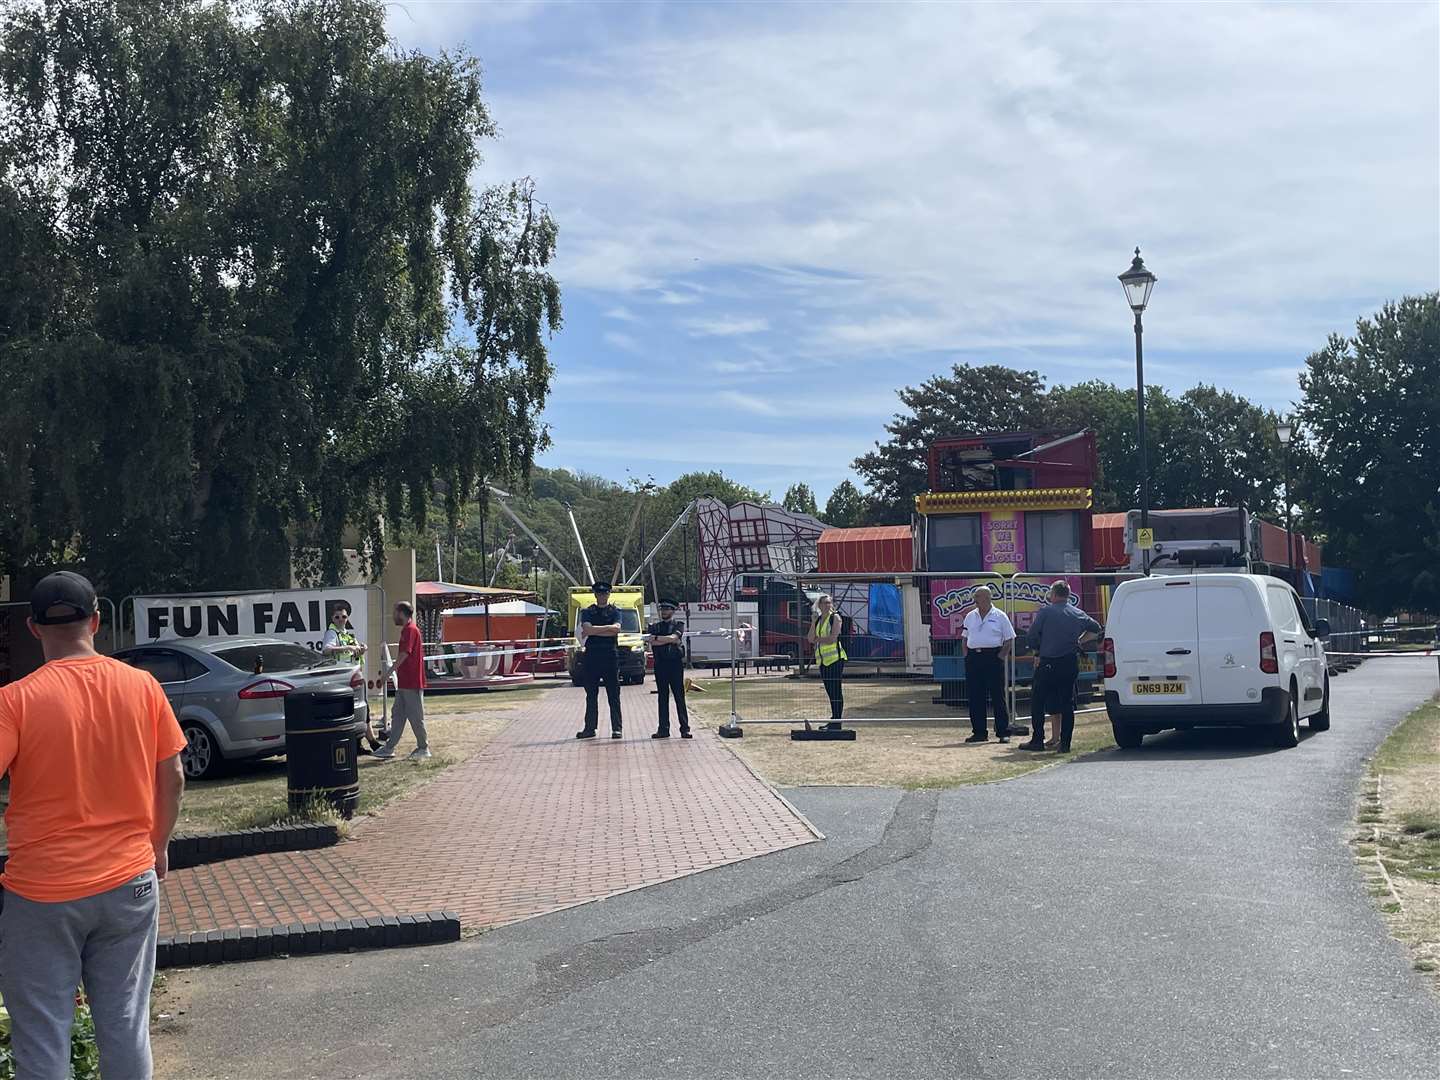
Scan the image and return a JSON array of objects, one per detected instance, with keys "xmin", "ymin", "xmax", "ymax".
[{"xmin": 807, "ymin": 594, "xmax": 846, "ymax": 730}]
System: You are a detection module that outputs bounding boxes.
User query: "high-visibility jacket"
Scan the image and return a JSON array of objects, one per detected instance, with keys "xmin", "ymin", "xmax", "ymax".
[
  {"xmin": 328, "ymin": 622, "xmax": 361, "ymax": 662},
  {"xmin": 815, "ymin": 613, "xmax": 847, "ymax": 667}
]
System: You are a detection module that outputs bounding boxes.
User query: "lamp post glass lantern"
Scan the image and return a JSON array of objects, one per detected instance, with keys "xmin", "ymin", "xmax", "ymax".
[{"xmin": 1118, "ymin": 248, "xmax": 1157, "ymax": 570}]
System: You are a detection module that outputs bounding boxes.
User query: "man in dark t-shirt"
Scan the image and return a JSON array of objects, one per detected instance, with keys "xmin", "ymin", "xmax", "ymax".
[
  {"xmin": 647, "ymin": 599, "xmax": 690, "ymax": 739},
  {"xmin": 577, "ymin": 582, "xmax": 623, "ymax": 739}
]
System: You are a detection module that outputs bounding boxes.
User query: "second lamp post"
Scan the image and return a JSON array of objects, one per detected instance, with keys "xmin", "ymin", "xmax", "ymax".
[{"xmin": 1119, "ymin": 248, "xmax": 1158, "ymax": 572}]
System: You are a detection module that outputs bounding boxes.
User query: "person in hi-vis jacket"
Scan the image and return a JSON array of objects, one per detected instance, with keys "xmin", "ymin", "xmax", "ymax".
[{"xmin": 807, "ymin": 594, "xmax": 846, "ymax": 730}]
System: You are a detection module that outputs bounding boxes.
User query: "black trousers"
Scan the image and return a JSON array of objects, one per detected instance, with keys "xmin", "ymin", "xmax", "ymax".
[
  {"xmin": 1031, "ymin": 654, "xmax": 1079, "ymax": 748},
  {"xmin": 964, "ymin": 649, "xmax": 1009, "ymax": 737},
  {"xmin": 655, "ymin": 661, "xmax": 689, "ymax": 734},
  {"xmin": 820, "ymin": 659, "xmax": 845, "ymax": 720},
  {"xmin": 582, "ymin": 650, "xmax": 622, "ymax": 733}
]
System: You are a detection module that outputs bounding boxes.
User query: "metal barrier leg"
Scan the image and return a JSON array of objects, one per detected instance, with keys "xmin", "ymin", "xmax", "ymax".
[{"xmin": 719, "ymin": 593, "xmax": 742, "ymax": 738}]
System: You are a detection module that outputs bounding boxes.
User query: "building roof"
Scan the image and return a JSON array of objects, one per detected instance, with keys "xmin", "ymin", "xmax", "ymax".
[
  {"xmin": 415, "ymin": 581, "xmax": 539, "ymax": 611},
  {"xmin": 817, "ymin": 526, "xmax": 915, "ymax": 574},
  {"xmin": 445, "ymin": 600, "xmax": 554, "ymax": 617}
]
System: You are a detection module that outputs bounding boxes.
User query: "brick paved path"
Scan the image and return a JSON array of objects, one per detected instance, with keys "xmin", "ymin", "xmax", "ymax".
[{"xmin": 158, "ymin": 682, "xmax": 819, "ymax": 938}]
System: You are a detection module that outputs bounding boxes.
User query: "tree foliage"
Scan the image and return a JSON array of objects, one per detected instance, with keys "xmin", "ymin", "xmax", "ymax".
[
  {"xmin": 782, "ymin": 483, "xmax": 819, "ymax": 518},
  {"xmin": 1296, "ymin": 294, "xmax": 1440, "ymax": 615},
  {"xmin": 0, "ymin": 0, "xmax": 559, "ymax": 598},
  {"xmin": 823, "ymin": 480, "xmax": 867, "ymax": 528},
  {"xmin": 854, "ymin": 364, "xmax": 1284, "ymax": 522}
]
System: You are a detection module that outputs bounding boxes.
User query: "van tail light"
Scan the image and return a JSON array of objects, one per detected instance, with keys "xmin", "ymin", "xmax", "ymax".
[
  {"xmin": 1102, "ymin": 637, "xmax": 1117, "ymax": 679},
  {"xmin": 238, "ymin": 678, "xmax": 295, "ymax": 700},
  {"xmin": 349, "ymin": 670, "xmax": 365, "ymax": 691},
  {"xmin": 1259, "ymin": 631, "xmax": 1279, "ymax": 674}
]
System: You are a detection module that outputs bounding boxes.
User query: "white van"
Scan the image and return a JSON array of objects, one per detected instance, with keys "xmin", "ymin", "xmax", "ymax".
[{"xmin": 1101, "ymin": 573, "xmax": 1330, "ymax": 749}]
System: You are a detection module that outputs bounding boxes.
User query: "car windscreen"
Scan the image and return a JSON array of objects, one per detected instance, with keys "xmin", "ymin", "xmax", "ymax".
[
  {"xmin": 213, "ymin": 643, "xmax": 330, "ymax": 674},
  {"xmin": 574, "ymin": 609, "xmax": 644, "ymax": 633}
]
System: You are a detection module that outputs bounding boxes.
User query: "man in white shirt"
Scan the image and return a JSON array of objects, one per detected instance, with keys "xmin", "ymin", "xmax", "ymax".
[{"xmin": 960, "ymin": 585, "xmax": 1016, "ymax": 743}]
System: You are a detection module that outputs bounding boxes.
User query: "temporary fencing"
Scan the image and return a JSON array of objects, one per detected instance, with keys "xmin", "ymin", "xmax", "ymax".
[
  {"xmin": 707, "ymin": 571, "xmax": 1427, "ymax": 732},
  {"xmin": 711, "ymin": 571, "xmax": 1139, "ymax": 732}
]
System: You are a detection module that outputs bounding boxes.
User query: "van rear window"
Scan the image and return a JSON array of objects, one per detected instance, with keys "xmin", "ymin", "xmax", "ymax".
[
  {"xmin": 1198, "ymin": 585, "xmax": 1255, "ymax": 636},
  {"xmin": 1117, "ymin": 587, "xmax": 1195, "ymax": 637}
]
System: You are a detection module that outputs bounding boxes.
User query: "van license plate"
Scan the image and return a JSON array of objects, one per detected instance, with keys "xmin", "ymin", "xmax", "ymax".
[{"xmin": 1133, "ymin": 681, "xmax": 1185, "ymax": 695}]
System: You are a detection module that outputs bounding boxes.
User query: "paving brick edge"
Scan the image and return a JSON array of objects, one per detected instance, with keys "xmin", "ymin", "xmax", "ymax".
[
  {"xmin": 708, "ymin": 726, "xmax": 826, "ymax": 840},
  {"xmin": 155, "ymin": 911, "xmax": 461, "ymax": 968},
  {"xmin": 166, "ymin": 823, "xmax": 340, "ymax": 870},
  {"xmin": 1, "ymin": 823, "xmax": 339, "ymax": 879}
]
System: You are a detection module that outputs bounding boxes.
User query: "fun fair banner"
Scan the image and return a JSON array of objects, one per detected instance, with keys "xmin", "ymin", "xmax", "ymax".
[
  {"xmin": 132, "ymin": 587, "xmax": 374, "ymax": 685},
  {"xmin": 930, "ymin": 576, "xmax": 1084, "ymax": 639}
]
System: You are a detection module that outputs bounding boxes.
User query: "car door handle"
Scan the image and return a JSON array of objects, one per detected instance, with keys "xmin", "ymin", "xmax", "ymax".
[
  {"xmin": 1283, "ymin": 639, "xmax": 1297, "ymax": 644},
  {"xmin": 1165, "ymin": 648, "xmax": 1192, "ymax": 655}
]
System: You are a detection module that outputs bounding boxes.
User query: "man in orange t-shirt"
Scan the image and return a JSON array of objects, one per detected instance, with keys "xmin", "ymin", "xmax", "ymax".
[{"xmin": 0, "ymin": 572, "xmax": 186, "ymax": 1080}]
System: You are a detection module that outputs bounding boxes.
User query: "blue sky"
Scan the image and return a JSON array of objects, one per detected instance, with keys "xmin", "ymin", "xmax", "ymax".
[{"xmin": 387, "ymin": 1, "xmax": 1439, "ymax": 504}]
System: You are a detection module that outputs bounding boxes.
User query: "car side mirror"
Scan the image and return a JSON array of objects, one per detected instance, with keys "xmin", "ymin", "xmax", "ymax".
[{"xmin": 1313, "ymin": 618, "xmax": 1330, "ymax": 640}]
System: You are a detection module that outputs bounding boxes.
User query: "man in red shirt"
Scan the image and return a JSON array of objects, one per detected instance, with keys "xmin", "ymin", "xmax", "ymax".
[
  {"xmin": 0, "ymin": 572, "xmax": 186, "ymax": 1080},
  {"xmin": 376, "ymin": 599, "xmax": 430, "ymax": 760}
]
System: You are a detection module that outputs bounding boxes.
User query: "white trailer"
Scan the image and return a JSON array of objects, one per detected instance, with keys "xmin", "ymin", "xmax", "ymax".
[{"xmin": 683, "ymin": 600, "xmax": 758, "ymax": 662}]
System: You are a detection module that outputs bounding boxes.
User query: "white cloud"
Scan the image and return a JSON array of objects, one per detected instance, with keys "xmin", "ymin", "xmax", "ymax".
[
  {"xmin": 463, "ymin": 2, "xmax": 1435, "ymax": 363},
  {"xmin": 684, "ymin": 316, "xmax": 770, "ymax": 337},
  {"xmin": 601, "ymin": 330, "xmax": 642, "ymax": 353},
  {"xmin": 603, "ymin": 306, "xmax": 638, "ymax": 322},
  {"xmin": 716, "ymin": 390, "xmax": 779, "ymax": 416}
]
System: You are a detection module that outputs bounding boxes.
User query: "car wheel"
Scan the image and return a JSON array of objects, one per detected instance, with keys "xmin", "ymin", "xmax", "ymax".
[
  {"xmin": 1274, "ymin": 688, "xmax": 1301, "ymax": 748},
  {"xmin": 1111, "ymin": 721, "xmax": 1144, "ymax": 749},
  {"xmin": 1309, "ymin": 677, "xmax": 1331, "ymax": 731},
  {"xmin": 181, "ymin": 721, "xmax": 225, "ymax": 780}
]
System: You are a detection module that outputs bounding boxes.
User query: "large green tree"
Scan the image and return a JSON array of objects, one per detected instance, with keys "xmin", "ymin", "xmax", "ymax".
[
  {"xmin": 0, "ymin": 0, "xmax": 559, "ymax": 598},
  {"xmin": 782, "ymin": 482, "xmax": 819, "ymax": 518},
  {"xmin": 1297, "ymin": 294, "xmax": 1440, "ymax": 614},
  {"xmin": 823, "ymin": 480, "xmax": 868, "ymax": 528}
]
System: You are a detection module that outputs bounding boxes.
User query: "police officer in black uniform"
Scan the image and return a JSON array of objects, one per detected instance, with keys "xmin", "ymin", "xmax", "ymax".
[
  {"xmin": 647, "ymin": 599, "xmax": 691, "ymax": 739},
  {"xmin": 577, "ymin": 581, "xmax": 624, "ymax": 739}
]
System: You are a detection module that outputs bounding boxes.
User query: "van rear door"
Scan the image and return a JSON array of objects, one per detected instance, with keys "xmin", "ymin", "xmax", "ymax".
[
  {"xmin": 1111, "ymin": 577, "xmax": 1202, "ymax": 706},
  {"xmin": 1196, "ymin": 578, "xmax": 1266, "ymax": 705}
]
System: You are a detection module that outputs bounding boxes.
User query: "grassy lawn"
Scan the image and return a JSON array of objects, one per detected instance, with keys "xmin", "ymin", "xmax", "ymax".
[
  {"xmin": 0, "ymin": 683, "xmax": 558, "ymax": 847},
  {"xmin": 1355, "ymin": 694, "xmax": 1440, "ymax": 985},
  {"xmin": 686, "ymin": 675, "xmax": 1113, "ymax": 788}
]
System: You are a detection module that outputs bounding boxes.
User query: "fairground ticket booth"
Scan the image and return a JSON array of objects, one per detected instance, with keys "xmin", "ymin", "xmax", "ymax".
[{"xmin": 916, "ymin": 430, "xmax": 1098, "ymax": 706}]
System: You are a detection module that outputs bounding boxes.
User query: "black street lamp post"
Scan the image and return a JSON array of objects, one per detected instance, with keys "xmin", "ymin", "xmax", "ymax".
[
  {"xmin": 1118, "ymin": 248, "xmax": 1158, "ymax": 573},
  {"xmin": 1276, "ymin": 419, "xmax": 1295, "ymax": 585}
]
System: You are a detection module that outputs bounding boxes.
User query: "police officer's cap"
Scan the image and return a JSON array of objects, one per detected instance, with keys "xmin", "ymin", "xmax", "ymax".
[
  {"xmin": 658, "ymin": 598, "xmax": 678, "ymax": 610},
  {"xmin": 591, "ymin": 580, "xmax": 612, "ymax": 593}
]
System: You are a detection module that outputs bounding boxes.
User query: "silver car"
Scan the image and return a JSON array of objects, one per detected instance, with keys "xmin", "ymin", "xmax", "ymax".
[{"xmin": 112, "ymin": 637, "xmax": 370, "ymax": 780}]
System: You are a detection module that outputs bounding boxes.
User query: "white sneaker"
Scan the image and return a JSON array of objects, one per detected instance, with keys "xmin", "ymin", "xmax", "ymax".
[
  {"xmin": 407, "ymin": 748, "xmax": 432, "ymax": 761},
  {"xmin": 372, "ymin": 748, "xmax": 397, "ymax": 760}
]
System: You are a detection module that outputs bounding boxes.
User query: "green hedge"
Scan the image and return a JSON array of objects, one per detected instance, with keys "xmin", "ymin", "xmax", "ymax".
[{"xmin": 0, "ymin": 990, "xmax": 100, "ymax": 1080}]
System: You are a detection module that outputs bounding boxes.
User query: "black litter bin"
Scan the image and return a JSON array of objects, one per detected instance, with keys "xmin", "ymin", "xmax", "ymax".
[{"xmin": 285, "ymin": 686, "xmax": 362, "ymax": 819}]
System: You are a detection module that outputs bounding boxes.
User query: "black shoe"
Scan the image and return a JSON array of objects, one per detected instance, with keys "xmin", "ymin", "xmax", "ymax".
[
  {"xmin": 612, "ymin": 730, "xmax": 623, "ymax": 739},
  {"xmin": 1057, "ymin": 744, "xmax": 1072, "ymax": 753},
  {"xmin": 964, "ymin": 733, "xmax": 988, "ymax": 743},
  {"xmin": 652, "ymin": 731, "xmax": 670, "ymax": 739},
  {"xmin": 822, "ymin": 722, "xmax": 843, "ymax": 731},
  {"xmin": 997, "ymin": 735, "xmax": 1010, "ymax": 743},
  {"xmin": 1017, "ymin": 740, "xmax": 1046, "ymax": 751},
  {"xmin": 576, "ymin": 730, "xmax": 597, "ymax": 740},
  {"xmin": 680, "ymin": 731, "xmax": 693, "ymax": 739}
]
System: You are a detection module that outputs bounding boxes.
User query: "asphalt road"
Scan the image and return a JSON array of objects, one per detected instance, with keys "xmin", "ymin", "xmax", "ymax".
[{"xmin": 156, "ymin": 657, "xmax": 1440, "ymax": 1079}]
